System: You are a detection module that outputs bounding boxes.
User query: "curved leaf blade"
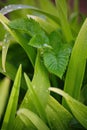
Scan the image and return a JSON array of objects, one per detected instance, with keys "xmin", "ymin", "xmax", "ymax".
[
  {"xmin": 0, "ymin": 4, "xmax": 60, "ymax": 25},
  {"xmin": 49, "ymin": 87, "xmax": 87, "ymax": 129},
  {"xmin": 17, "ymin": 108, "xmax": 50, "ymax": 130}
]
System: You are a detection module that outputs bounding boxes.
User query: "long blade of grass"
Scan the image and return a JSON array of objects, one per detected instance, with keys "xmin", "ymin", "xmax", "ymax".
[
  {"xmin": 17, "ymin": 108, "xmax": 50, "ymax": 130},
  {"xmin": 55, "ymin": 0, "xmax": 73, "ymax": 42},
  {"xmin": 63, "ymin": 18, "xmax": 87, "ymax": 104},
  {"xmin": 0, "ymin": 4, "xmax": 60, "ymax": 25},
  {"xmin": 36, "ymin": 0, "xmax": 58, "ymax": 16},
  {"xmin": 1, "ymin": 65, "xmax": 22, "ymax": 130},
  {"xmin": 49, "ymin": 87, "xmax": 87, "ymax": 129},
  {"xmin": 0, "ymin": 78, "xmax": 10, "ymax": 120}
]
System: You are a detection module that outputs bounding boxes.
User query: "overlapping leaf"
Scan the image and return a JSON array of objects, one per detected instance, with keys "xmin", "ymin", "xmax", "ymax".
[
  {"xmin": 17, "ymin": 108, "xmax": 50, "ymax": 130},
  {"xmin": 0, "ymin": 13, "xmax": 36, "ymax": 66},
  {"xmin": 9, "ymin": 18, "xmax": 44, "ymax": 37}
]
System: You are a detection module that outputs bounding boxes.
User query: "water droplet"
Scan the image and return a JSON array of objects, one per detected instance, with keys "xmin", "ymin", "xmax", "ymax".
[{"xmin": 2, "ymin": 46, "xmax": 6, "ymax": 49}]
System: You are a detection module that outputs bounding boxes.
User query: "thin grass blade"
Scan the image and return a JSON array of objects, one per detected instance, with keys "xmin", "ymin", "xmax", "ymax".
[
  {"xmin": 0, "ymin": 78, "xmax": 10, "ymax": 120},
  {"xmin": 55, "ymin": 0, "xmax": 73, "ymax": 42},
  {"xmin": 63, "ymin": 18, "xmax": 87, "ymax": 104},
  {"xmin": 1, "ymin": 65, "xmax": 22, "ymax": 130}
]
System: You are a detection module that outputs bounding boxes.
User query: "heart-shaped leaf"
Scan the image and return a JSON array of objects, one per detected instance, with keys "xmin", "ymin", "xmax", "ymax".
[{"xmin": 43, "ymin": 30, "xmax": 72, "ymax": 78}]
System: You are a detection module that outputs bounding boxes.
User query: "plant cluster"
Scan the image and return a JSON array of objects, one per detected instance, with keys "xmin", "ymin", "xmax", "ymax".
[{"xmin": 0, "ymin": 0, "xmax": 87, "ymax": 130}]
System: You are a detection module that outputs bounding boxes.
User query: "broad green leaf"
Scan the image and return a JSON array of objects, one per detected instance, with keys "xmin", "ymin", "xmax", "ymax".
[
  {"xmin": 24, "ymin": 73, "xmax": 47, "ymax": 122},
  {"xmin": 43, "ymin": 30, "xmax": 72, "ymax": 78},
  {"xmin": 49, "ymin": 87, "xmax": 87, "ymax": 129},
  {"xmin": 0, "ymin": 78, "xmax": 10, "ymax": 120},
  {"xmin": 0, "ymin": 13, "xmax": 36, "ymax": 66},
  {"xmin": 0, "ymin": 4, "xmax": 60, "ymax": 25},
  {"xmin": 63, "ymin": 18, "xmax": 87, "ymax": 103},
  {"xmin": 17, "ymin": 108, "xmax": 50, "ymax": 130},
  {"xmin": 9, "ymin": 18, "xmax": 44, "ymax": 37},
  {"xmin": 55, "ymin": 0, "xmax": 73, "ymax": 42},
  {"xmin": 1, "ymin": 65, "xmax": 22, "ymax": 130},
  {"xmin": 46, "ymin": 96, "xmax": 73, "ymax": 130}
]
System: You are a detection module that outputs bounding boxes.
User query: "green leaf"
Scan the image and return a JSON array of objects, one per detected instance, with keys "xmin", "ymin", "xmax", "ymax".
[
  {"xmin": 9, "ymin": 18, "xmax": 44, "ymax": 37},
  {"xmin": 32, "ymin": 52, "xmax": 50, "ymax": 107},
  {"xmin": 55, "ymin": 0, "xmax": 73, "ymax": 42},
  {"xmin": 63, "ymin": 18, "xmax": 87, "ymax": 103},
  {"xmin": 13, "ymin": 116, "xmax": 36, "ymax": 130},
  {"xmin": 43, "ymin": 30, "xmax": 72, "ymax": 78},
  {"xmin": 29, "ymin": 33, "xmax": 50, "ymax": 49},
  {"xmin": 49, "ymin": 87, "xmax": 87, "ymax": 129},
  {"xmin": 36, "ymin": 0, "xmax": 58, "ymax": 16},
  {"xmin": 0, "ymin": 78, "xmax": 10, "ymax": 120},
  {"xmin": 21, "ymin": 52, "xmax": 50, "ymax": 110},
  {"xmin": 27, "ymin": 15, "xmax": 58, "ymax": 34},
  {"xmin": 17, "ymin": 108, "xmax": 50, "ymax": 130},
  {"xmin": 1, "ymin": 65, "xmax": 22, "ymax": 130},
  {"xmin": 46, "ymin": 96, "xmax": 73, "ymax": 130},
  {"xmin": 24, "ymin": 73, "xmax": 47, "ymax": 122}
]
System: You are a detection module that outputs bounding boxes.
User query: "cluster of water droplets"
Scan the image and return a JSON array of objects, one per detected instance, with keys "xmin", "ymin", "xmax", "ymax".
[{"xmin": 2, "ymin": 33, "xmax": 11, "ymax": 72}]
